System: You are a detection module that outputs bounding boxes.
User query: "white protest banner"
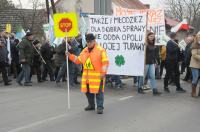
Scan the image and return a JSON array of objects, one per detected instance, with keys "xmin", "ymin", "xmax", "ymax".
[
  {"xmin": 89, "ymin": 14, "xmax": 147, "ymax": 76},
  {"xmin": 113, "ymin": 5, "xmax": 166, "ymax": 45}
]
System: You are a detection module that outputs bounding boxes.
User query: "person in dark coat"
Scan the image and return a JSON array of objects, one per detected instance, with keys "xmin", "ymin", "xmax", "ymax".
[
  {"xmin": 54, "ymin": 41, "xmax": 66, "ymax": 79},
  {"xmin": 0, "ymin": 32, "xmax": 11, "ymax": 86},
  {"xmin": 30, "ymin": 40, "xmax": 43, "ymax": 82},
  {"xmin": 40, "ymin": 41, "xmax": 55, "ymax": 81},
  {"xmin": 16, "ymin": 32, "xmax": 34, "ymax": 86},
  {"xmin": 164, "ymin": 32, "xmax": 186, "ymax": 93},
  {"xmin": 183, "ymin": 35, "xmax": 194, "ymax": 81},
  {"xmin": 55, "ymin": 39, "xmax": 74, "ymax": 86},
  {"xmin": 11, "ymin": 39, "xmax": 21, "ymax": 78}
]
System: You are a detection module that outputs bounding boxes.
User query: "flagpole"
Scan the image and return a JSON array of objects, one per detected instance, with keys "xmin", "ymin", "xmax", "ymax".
[
  {"xmin": 81, "ymin": 16, "xmax": 87, "ymax": 48},
  {"xmin": 32, "ymin": 44, "xmax": 47, "ymax": 64},
  {"xmin": 143, "ymin": 12, "xmax": 148, "ymax": 90},
  {"xmin": 65, "ymin": 32, "xmax": 70, "ymax": 110}
]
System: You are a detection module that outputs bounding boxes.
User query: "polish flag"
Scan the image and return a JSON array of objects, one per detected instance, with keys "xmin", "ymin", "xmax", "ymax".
[{"xmin": 171, "ymin": 19, "xmax": 189, "ymax": 32}]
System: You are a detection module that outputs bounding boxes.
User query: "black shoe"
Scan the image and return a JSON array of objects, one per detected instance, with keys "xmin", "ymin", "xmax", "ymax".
[
  {"xmin": 138, "ymin": 88, "xmax": 145, "ymax": 94},
  {"xmin": 4, "ymin": 82, "xmax": 11, "ymax": 86},
  {"xmin": 74, "ymin": 81, "xmax": 80, "ymax": 85},
  {"xmin": 164, "ymin": 87, "xmax": 170, "ymax": 93},
  {"xmin": 176, "ymin": 87, "xmax": 186, "ymax": 93},
  {"xmin": 42, "ymin": 79, "xmax": 48, "ymax": 81},
  {"xmin": 62, "ymin": 79, "xmax": 67, "ymax": 82},
  {"xmin": 24, "ymin": 82, "xmax": 32, "ymax": 86},
  {"xmin": 121, "ymin": 83, "xmax": 126, "ymax": 86},
  {"xmin": 97, "ymin": 109, "xmax": 103, "ymax": 114},
  {"xmin": 153, "ymin": 89, "xmax": 161, "ymax": 96},
  {"xmin": 84, "ymin": 105, "xmax": 95, "ymax": 111},
  {"xmin": 38, "ymin": 80, "xmax": 44, "ymax": 83},
  {"xmin": 183, "ymin": 78, "xmax": 188, "ymax": 81},
  {"xmin": 8, "ymin": 79, "xmax": 12, "ymax": 82}
]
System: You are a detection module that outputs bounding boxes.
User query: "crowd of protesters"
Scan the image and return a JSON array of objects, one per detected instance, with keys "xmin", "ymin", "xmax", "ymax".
[{"xmin": 0, "ymin": 30, "xmax": 200, "ymax": 97}]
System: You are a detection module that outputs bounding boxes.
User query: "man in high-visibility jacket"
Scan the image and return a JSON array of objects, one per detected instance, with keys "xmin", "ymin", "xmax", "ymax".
[{"xmin": 68, "ymin": 33, "xmax": 109, "ymax": 114}]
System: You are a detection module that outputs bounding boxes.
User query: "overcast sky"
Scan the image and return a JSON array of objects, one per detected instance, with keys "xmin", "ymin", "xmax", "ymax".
[
  {"xmin": 11, "ymin": 0, "xmax": 164, "ymax": 9},
  {"xmin": 141, "ymin": 0, "xmax": 165, "ymax": 8},
  {"xmin": 12, "ymin": 0, "xmax": 32, "ymax": 8}
]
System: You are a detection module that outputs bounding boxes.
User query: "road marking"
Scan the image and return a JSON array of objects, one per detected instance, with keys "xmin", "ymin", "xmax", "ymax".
[
  {"xmin": 7, "ymin": 113, "xmax": 69, "ymax": 132},
  {"xmin": 119, "ymin": 96, "xmax": 134, "ymax": 101}
]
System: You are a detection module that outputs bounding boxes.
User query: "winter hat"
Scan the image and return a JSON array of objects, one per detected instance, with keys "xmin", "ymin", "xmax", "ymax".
[
  {"xmin": 86, "ymin": 33, "xmax": 95, "ymax": 42},
  {"xmin": 26, "ymin": 32, "xmax": 33, "ymax": 37}
]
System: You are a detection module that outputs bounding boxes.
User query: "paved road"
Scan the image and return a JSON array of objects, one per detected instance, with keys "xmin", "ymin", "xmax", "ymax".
[{"xmin": 0, "ymin": 77, "xmax": 200, "ymax": 132}]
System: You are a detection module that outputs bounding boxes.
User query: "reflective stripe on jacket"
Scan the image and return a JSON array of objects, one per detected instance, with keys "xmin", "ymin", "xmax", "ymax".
[{"xmin": 69, "ymin": 44, "xmax": 109, "ymax": 93}]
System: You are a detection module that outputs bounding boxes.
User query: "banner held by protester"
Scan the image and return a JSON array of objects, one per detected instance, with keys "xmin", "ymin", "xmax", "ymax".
[
  {"xmin": 89, "ymin": 14, "xmax": 147, "ymax": 76},
  {"xmin": 113, "ymin": 6, "xmax": 166, "ymax": 45},
  {"xmin": 53, "ymin": 12, "xmax": 79, "ymax": 109},
  {"xmin": 53, "ymin": 13, "xmax": 78, "ymax": 38}
]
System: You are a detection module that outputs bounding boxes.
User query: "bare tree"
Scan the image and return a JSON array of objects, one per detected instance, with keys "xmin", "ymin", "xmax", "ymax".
[
  {"xmin": 30, "ymin": 0, "xmax": 45, "ymax": 31},
  {"xmin": 0, "ymin": 0, "xmax": 15, "ymax": 10},
  {"xmin": 50, "ymin": 0, "xmax": 56, "ymax": 14},
  {"xmin": 15, "ymin": 0, "xmax": 46, "ymax": 37},
  {"xmin": 166, "ymin": 0, "xmax": 200, "ymax": 33}
]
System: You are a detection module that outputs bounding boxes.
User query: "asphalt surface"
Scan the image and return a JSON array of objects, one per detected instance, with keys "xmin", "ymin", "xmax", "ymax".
[{"xmin": 0, "ymin": 76, "xmax": 200, "ymax": 132}]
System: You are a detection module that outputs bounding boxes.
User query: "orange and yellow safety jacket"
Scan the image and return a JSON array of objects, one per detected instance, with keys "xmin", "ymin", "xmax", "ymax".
[{"xmin": 69, "ymin": 44, "xmax": 109, "ymax": 94}]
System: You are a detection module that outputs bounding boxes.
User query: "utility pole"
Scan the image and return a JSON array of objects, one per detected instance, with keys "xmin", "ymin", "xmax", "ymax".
[
  {"xmin": 50, "ymin": 0, "xmax": 56, "ymax": 14},
  {"xmin": 94, "ymin": 0, "xmax": 112, "ymax": 15},
  {"xmin": 45, "ymin": 0, "xmax": 50, "ymax": 22}
]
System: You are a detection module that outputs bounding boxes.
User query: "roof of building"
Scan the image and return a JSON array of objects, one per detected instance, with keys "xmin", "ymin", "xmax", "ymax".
[
  {"xmin": 0, "ymin": 9, "xmax": 47, "ymax": 33},
  {"xmin": 165, "ymin": 17, "xmax": 179, "ymax": 27}
]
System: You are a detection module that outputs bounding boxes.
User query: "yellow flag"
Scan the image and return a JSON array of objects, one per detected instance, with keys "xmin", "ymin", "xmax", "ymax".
[
  {"xmin": 6, "ymin": 24, "xmax": 11, "ymax": 33},
  {"xmin": 84, "ymin": 58, "xmax": 94, "ymax": 70},
  {"xmin": 53, "ymin": 13, "xmax": 78, "ymax": 37}
]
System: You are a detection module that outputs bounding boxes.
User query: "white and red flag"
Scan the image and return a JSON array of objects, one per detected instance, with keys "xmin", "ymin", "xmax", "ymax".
[{"xmin": 171, "ymin": 19, "xmax": 190, "ymax": 32}]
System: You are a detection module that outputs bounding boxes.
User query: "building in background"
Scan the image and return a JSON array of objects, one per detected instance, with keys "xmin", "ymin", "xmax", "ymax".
[
  {"xmin": 54, "ymin": 0, "xmax": 149, "ymax": 15},
  {"xmin": 0, "ymin": 9, "xmax": 47, "ymax": 37},
  {"xmin": 54, "ymin": 0, "xmax": 94, "ymax": 14}
]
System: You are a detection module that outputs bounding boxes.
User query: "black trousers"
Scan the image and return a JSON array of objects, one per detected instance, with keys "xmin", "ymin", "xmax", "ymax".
[
  {"xmin": 12, "ymin": 62, "xmax": 21, "ymax": 78},
  {"xmin": 184, "ymin": 67, "xmax": 192, "ymax": 81},
  {"xmin": 42, "ymin": 61, "xmax": 54, "ymax": 81},
  {"xmin": 181, "ymin": 62, "xmax": 186, "ymax": 73},
  {"xmin": 85, "ymin": 82, "xmax": 104, "ymax": 109},
  {"xmin": 31, "ymin": 65, "xmax": 42, "ymax": 82},
  {"xmin": 0, "ymin": 61, "xmax": 9, "ymax": 84},
  {"xmin": 164, "ymin": 61, "xmax": 181, "ymax": 89}
]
